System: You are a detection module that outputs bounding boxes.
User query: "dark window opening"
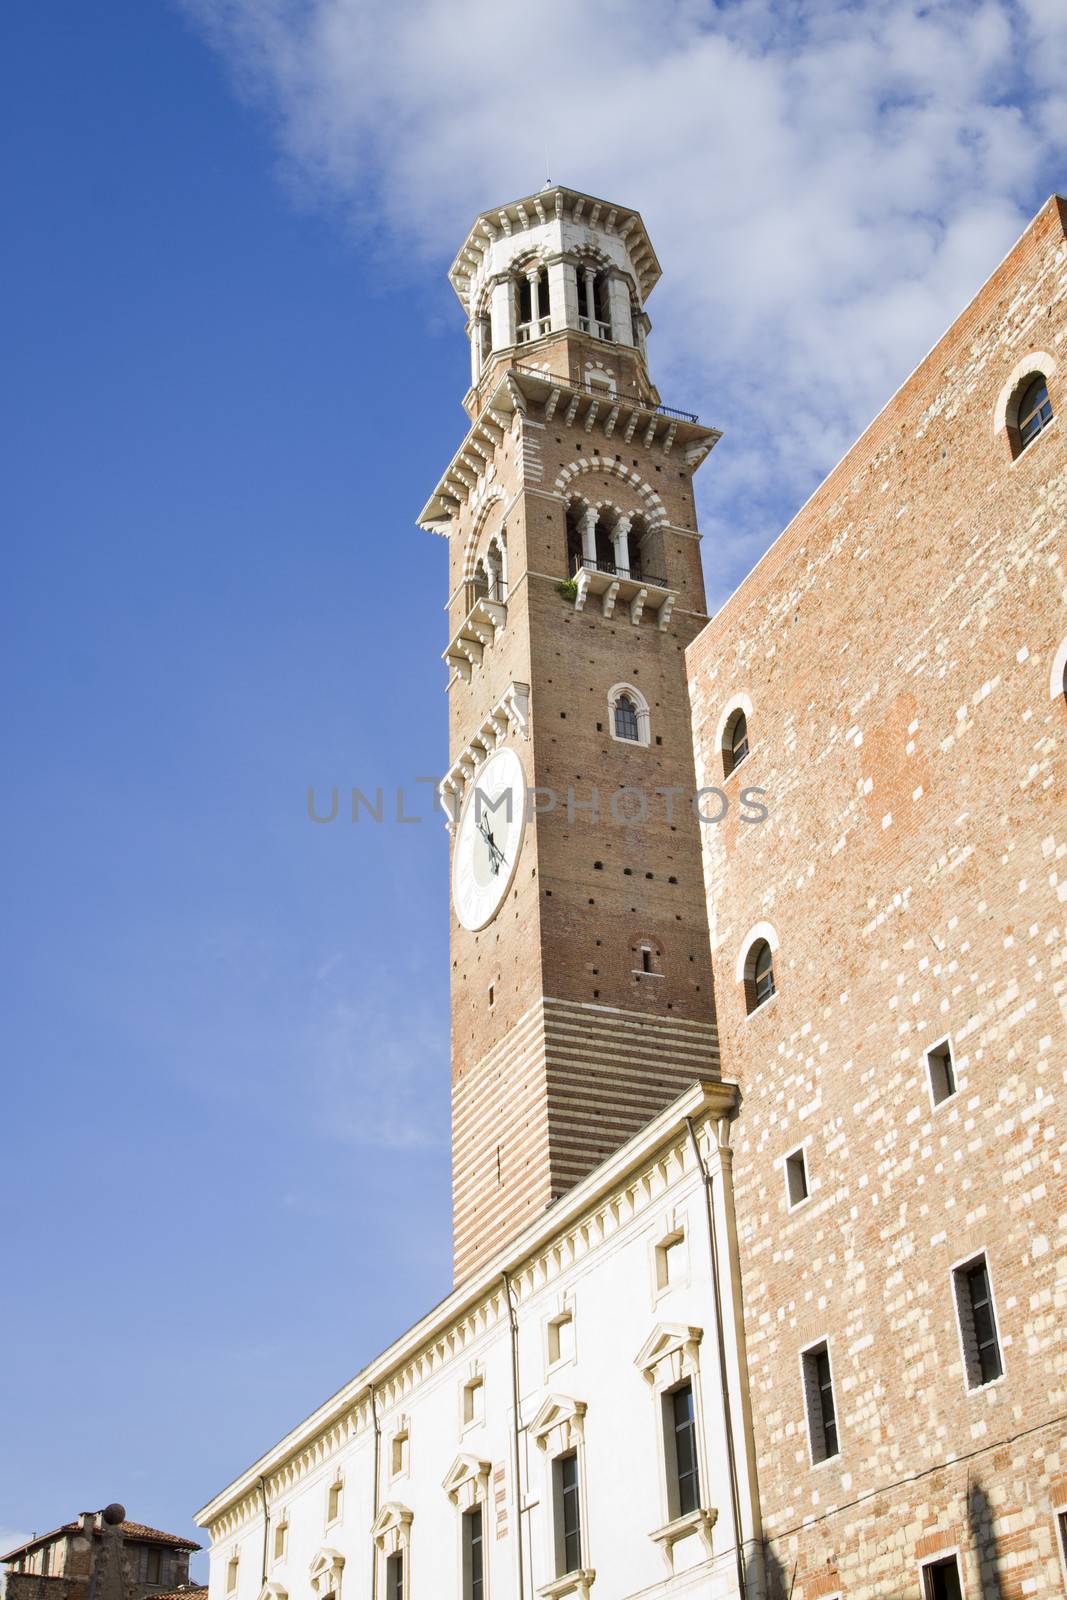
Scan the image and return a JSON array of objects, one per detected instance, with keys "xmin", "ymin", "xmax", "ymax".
[
  {"xmin": 1017, "ymin": 374, "xmax": 1053, "ymax": 449},
  {"xmin": 922, "ymin": 1556, "xmax": 963, "ymax": 1600},
  {"xmin": 746, "ymin": 940, "xmax": 775, "ymax": 1013},
  {"xmin": 463, "ymin": 1507, "xmax": 483, "ymax": 1600},
  {"xmin": 666, "ymin": 1381, "xmax": 701, "ymax": 1517},
  {"xmin": 927, "ymin": 1039, "xmax": 956, "ymax": 1105},
  {"xmin": 786, "ymin": 1148, "xmax": 809, "ymax": 1207},
  {"xmin": 556, "ymin": 1452, "xmax": 582, "ymax": 1575},
  {"xmin": 723, "ymin": 709, "xmax": 749, "ymax": 776},
  {"xmin": 803, "ymin": 1342, "xmax": 839, "ymax": 1462},
  {"xmin": 615, "ymin": 695, "xmax": 640, "ymax": 741},
  {"xmin": 385, "ymin": 1552, "xmax": 403, "ymax": 1600},
  {"xmin": 955, "ymin": 1257, "xmax": 1003, "ymax": 1387}
]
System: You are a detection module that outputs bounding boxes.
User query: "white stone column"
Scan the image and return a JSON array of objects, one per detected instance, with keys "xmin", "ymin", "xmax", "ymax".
[
  {"xmin": 612, "ymin": 515, "xmax": 631, "ymax": 573},
  {"xmin": 583, "ymin": 266, "xmax": 597, "ymax": 330},
  {"xmin": 526, "ymin": 269, "xmax": 541, "ymax": 334},
  {"xmin": 490, "ymin": 277, "xmax": 515, "ymax": 349},
  {"xmin": 469, "ymin": 322, "xmax": 480, "ymax": 387},
  {"xmin": 548, "ymin": 258, "xmax": 576, "ymax": 332},
  {"xmin": 579, "ymin": 506, "xmax": 598, "ymax": 565},
  {"xmin": 607, "ymin": 275, "xmax": 634, "ymax": 345}
]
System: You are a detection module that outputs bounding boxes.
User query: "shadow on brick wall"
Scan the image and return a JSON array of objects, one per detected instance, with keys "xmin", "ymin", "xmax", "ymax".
[{"xmin": 968, "ymin": 1480, "xmax": 1005, "ymax": 1600}]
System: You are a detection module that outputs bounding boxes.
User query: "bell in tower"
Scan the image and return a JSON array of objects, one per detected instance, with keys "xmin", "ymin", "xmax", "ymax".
[{"xmin": 419, "ymin": 186, "xmax": 723, "ymax": 1282}]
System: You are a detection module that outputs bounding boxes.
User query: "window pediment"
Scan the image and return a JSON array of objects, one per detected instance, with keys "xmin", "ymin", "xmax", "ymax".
[
  {"xmin": 530, "ymin": 1393, "xmax": 587, "ymax": 1454},
  {"xmin": 257, "ymin": 1584, "xmax": 288, "ymax": 1600},
  {"xmin": 634, "ymin": 1323, "xmax": 703, "ymax": 1386},
  {"xmin": 370, "ymin": 1503, "xmax": 412, "ymax": 1556},
  {"xmin": 442, "ymin": 1453, "xmax": 491, "ymax": 1509},
  {"xmin": 308, "ymin": 1549, "xmax": 344, "ymax": 1599}
]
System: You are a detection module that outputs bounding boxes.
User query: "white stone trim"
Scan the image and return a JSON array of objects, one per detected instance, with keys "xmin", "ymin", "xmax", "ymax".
[
  {"xmin": 308, "ymin": 1548, "xmax": 344, "ymax": 1600},
  {"xmin": 371, "ymin": 1502, "xmax": 413, "ymax": 1556},
  {"xmin": 554, "ymin": 457, "xmax": 668, "ymax": 527},
  {"xmin": 735, "ymin": 922, "xmax": 779, "ymax": 984},
  {"xmin": 713, "ymin": 692, "xmax": 753, "ymax": 754},
  {"xmin": 439, "ymin": 682, "xmax": 531, "ymax": 829},
  {"xmin": 530, "ymin": 1394, "xmax": 587, "ymax": 1455},
  {"xmin": 992, "ymin": 350, "xmax": 1058, "ymax": 435},
  {"xmin": 442, "ymin": 1453, "xmax": 491, "ymax": 1510},
  {"xmin": 633, "ymin": 1323, "xmax": 703, "ymax": 1386}
]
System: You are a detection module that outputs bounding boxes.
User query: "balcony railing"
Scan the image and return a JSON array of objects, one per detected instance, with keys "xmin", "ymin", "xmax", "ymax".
[
  {"xmin": 516, "ymin": 318, "xmax": 553, "ymax": 343},
  {"xmin": 573, "ymin": 554, "xmax": 668, "ymax": 589},
  {"xmin": 578, "ymin": 316, "xmax": 612, "ymax": 340},
  {"xmin": 510, "ymin": 362, "xmax": 698, "ymax": 424}
]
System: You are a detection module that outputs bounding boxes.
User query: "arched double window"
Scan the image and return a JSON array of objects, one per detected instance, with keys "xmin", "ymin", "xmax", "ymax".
[
  {"xmin": 608, "ymin": 682, "xmax": 651, "ymax": 746},
  {"xmin": 996, "ymin": 358, "xmax": 1056, "ymax": 459}
]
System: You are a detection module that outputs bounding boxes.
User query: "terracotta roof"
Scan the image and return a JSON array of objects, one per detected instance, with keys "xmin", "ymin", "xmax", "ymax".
[
  {"xmin": 3, "ymin": 1522, "xmax": 200, "ymax": 1563},
  {"xmin": 152, "ymin": 1589, "xmax": 208, "ymax": 1600}
]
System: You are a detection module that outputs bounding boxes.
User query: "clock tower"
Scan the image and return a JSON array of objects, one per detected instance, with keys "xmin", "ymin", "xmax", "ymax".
[{"xmin": 419, "ymin": 186, "xmax": 723, "ymax": 1280}]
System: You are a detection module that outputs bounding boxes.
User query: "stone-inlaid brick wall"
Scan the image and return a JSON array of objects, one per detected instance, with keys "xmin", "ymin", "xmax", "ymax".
[{"xmin": 687, "ymin": 195, "xmax": 1067, "ymax": 1598}]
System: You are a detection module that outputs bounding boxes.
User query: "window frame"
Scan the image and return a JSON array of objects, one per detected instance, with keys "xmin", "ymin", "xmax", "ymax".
[
  {"xmin": 784, "ymin": 1144, "xmax": 810, "ymax": 1211},
  {"xmin": 662, "ymin": 1379, "xmax": 702, "ymax": 1520},
  {"xmin": 919, "ymin": 1549, "xmax": 966, "ymax": 1600},
  {"xmin": 925, "ymin": 1035, "xmax": 958, "ymax": 1109},
  {"xmin": 461, "ymin": 1504, "xmax": 485, "ymax": 1600},
  {"xmin": 800, "ymin": 1338, "xmax": 840, "ymax": 1466},
  {"xmin": 607, "ymin": 682, "xmax": 652, "ymax": 747},
  {"xmin": 553, "ymin": 1449, "xmax": 583, "ymax": 1578},
  {"xmin": 722, "ymin": 709, "xmax": 750, "ymax": 777},
  {"xmin": 1054, "ymin": 1505, "xmax": 1067, "ymax": 1594},
  {"xmin": 325, "ymin": 1475, "xmax": 344, "ymax": 1528},
  {"xmin": 384, "ymin": 1551, "xmax": 404, "ymax": 1600}
]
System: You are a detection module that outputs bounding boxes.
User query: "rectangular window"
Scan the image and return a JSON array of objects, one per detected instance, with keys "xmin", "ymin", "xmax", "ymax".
[
  {"xmin": 927, "ymin": 1039, "xmax": 957, "ymax": 1105},
  {"xmin": 785, "ymin": 1147, "xmax": 809, "ymax": 1208},
  {"xmin": 664, "ymin": 1381, "xmax": 701, "ymax": 1518},
  {"xmin": 41, "ymin": 1549, "xmax": 51, "ymax": 1578},
  {"xmin": 655, "ymin": 1232, "xmax": 687, "ymax": 1292},
  {"xmin": 1057, "ymin": 1510, "xmax": 1067, "ymax": 1583},
  {"xmin": 272, "ymin": 1521, "xmax": 287, "ymax": 1563},
  {"xmin": 555, "ymin": 1452, "xmax": 582, "ymax": 1576},
  {"xmin": 954, "ymin": 1256, "xmax": 1003, "ymax": 1387},
  {"xmin": 802, "ymin": 1342, "xmax": 839, "ymax": 1462},
  {"xmin": 326, "ymin": 1480, "xmax": 343, "ymax": 1523},
  {"xmin": 548, "ymin": 1311, "xmax": 575, "ymax": 1367},
  {"xmin": 225, "ymin": 1557, "xmax": 239, "ymax": 1595},
  {"xmin": 462, "ymin": 1507, "xmax": 484, "ymax": 1600},
  {"xmin": 385, "ymin": 1552, "xmax": 403, "ymax": 1600},
  {"xmin": 463, "ymin": 1376, "xmax": 484, "ymax": 1427},
  {"xmin": 922, "ymin": 1554, "xmax": 963, "ymax": 1600}
]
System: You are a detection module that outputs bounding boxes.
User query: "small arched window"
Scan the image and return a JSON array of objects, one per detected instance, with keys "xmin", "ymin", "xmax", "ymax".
[
  {"xmin": 608, "ymin": 682, "xmax": 651, "ymax": 746},
  {"xmin": 723, "ymin": 710, "xmax": 749, "ymax": 776},
  {"xmin": 1017, "ymin": 374, "xmax": 1052, "ymax": 449},
  {"xmin": 614, "ymin": 694, "xmax": 640, "ymax": 741},
  {"xmin": 745, "ymin": 939, "xmax": 775, "ymax": 1013},
  {"xmin": 517, "ymin": 267, "xmax": 550, "ymax": 341}
]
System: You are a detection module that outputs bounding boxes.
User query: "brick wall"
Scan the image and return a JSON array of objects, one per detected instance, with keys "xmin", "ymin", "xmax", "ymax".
[{"xmin": 687, "ymin": 196, "xmax": 1067, "ymax": 1598}]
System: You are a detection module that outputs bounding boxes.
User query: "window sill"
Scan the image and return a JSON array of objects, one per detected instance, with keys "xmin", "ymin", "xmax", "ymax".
[
  {"xmin": 965, "ymin": 1372, "xmax": 1006, "ymax": 1395},
  {"xmin": 650, "ymin": 1507, "xmax": 718, "ymax": 1571},
  {"xmin": 744, "ymin": 992, "xmax": 778, "ymax": 1022},
  {"xmin": 1008, "ymin": 411, "xmax": 1057, "ymax": 468},
  {"xmin": 537, "ymin": 1570, "xmax": 596, "ymax": 1600}
]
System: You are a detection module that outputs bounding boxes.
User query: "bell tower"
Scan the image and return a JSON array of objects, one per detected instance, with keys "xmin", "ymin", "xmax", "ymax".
[{"xmin": 419, "ymin": 185, "xmax": 723, "ymax": 1281}]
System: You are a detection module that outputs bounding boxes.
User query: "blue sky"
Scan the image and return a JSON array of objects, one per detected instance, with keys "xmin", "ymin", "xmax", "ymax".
[{"xmin": 2, "ymin": 0, "xmax": 1063, "ymax": 1569}]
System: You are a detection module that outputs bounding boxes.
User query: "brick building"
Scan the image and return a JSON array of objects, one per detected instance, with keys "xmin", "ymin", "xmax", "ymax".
[
  {"xmin": 3, "ymin": 1509, "xmax": 200, "ymax": 1600},
  {"xmin": 195, "ymin": 188, "xmax": 1065, "ymax": 1600},
  {"xmin": 686, "ymin": 193, "xmax": 1067, "ymax": 1599}
]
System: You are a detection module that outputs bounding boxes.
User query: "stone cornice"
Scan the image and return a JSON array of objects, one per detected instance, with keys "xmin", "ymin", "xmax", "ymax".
[
  {"xmin": 194, "ymin": 1075, "xmax": 738, "ymax": 1536},
  {"xmin": 417, "ymin": 369, "xmax": 719, "ymax": 533},
  {"xmin": 448, "ymin": 185, "xmax": 661, "ymax": 306}
]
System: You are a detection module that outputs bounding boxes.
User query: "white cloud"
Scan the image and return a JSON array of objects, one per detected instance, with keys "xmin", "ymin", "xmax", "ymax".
[{"xmin": 177, "ymin": 0, "xmax": 1066, "ymax": 603}]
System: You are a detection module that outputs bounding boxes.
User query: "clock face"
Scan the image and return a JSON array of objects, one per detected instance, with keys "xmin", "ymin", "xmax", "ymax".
[{"xmin": 451, "ymin": 746, "xmax": 528, "ymax": 931}]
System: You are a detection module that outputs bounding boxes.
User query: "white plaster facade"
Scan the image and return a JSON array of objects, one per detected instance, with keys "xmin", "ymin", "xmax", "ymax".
[{"xmin": 196, "ymin": 1084, "xmax": 762, "ymax": 1600}]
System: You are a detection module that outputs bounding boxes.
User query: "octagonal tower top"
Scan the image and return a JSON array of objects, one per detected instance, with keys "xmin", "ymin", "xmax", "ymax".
[{"xmin": 448, "ymin": 185, "xmax": 664, "ymax": 415}]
